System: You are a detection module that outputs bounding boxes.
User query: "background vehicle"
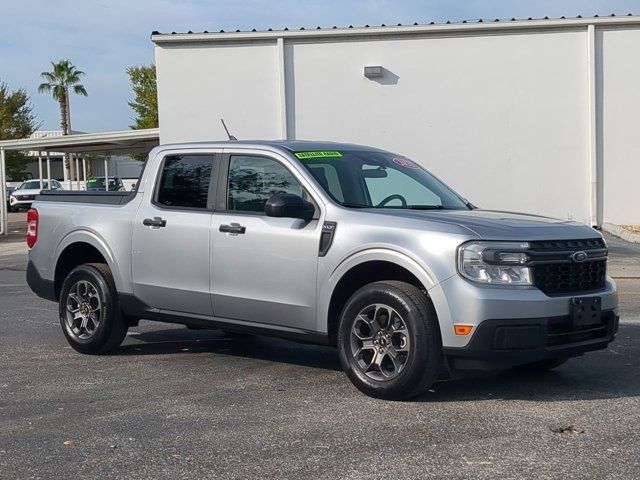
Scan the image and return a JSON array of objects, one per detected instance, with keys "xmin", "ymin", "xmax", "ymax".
[
  {"xmin": 9, "ymin": 179, "xmax": 62, "ymax": 211},
  {"xmin": 5, "ymin": 185, "xmax": 16, "ymax": 212},
  {"xmin": 25, "ymin": 141, "xmax": 619, "ymax": 400},
  {"xmin": 86, "ymin": 176, "xmax": 125, "ymax": 191}
]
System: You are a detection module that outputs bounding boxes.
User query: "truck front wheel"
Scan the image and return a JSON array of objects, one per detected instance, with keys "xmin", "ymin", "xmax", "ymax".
[
  {"xmin": 58, "ymin": 263, "xmax": 128, "ymax": 354},
  {"xmin": 337, "ymin": 281, "xmax": 443, "ymax": 400}
]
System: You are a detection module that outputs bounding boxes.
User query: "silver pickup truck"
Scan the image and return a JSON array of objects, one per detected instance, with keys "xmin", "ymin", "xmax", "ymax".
[{"xmin": 26, "ymin": 141, "xmax": 618, "ymax": 400}]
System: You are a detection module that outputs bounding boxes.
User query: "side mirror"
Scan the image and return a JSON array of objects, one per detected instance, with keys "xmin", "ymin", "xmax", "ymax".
[{"xmin": 265, "ymin": 193, "xmax": 315, "ymax": 221}]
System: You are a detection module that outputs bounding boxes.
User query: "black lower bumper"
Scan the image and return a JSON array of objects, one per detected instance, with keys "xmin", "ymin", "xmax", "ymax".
[
  {"xmin": 26, "ymin": 260, "xmax": 56, "ymax": 302},
  {"xmin": 443, "ymin": 310, "xmax": 619, "ymax": 371}
]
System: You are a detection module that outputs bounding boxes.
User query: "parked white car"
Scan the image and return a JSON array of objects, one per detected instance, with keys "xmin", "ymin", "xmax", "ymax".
[{"xmin": 9, "ymin": 179, "xmax": 62, "ymax": 211}]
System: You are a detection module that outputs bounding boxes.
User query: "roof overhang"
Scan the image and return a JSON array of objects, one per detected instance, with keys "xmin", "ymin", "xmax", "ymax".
[
  {"xmin": 151, "ymin": 15, "xmax": 640, "ymax": 45},
  {"xmin": 0, "ymin": 129, "xmax": 159, "ymax": 155}
]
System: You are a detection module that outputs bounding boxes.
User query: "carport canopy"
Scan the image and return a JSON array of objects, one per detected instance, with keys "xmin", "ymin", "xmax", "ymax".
[
  {"xmin": 0, "ymin": 128, "xmax": 159, "ymax": 155},
  {"xmin": 0, "ymin": 128, "xmax": 159, "ymax": 235}
]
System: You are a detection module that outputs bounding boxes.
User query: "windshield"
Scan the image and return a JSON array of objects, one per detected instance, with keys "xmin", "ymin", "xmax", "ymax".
[
  {"xmin": 18, "ymin": 180, "xmax": 47, "ymax": 190},
  {"xmin": 294, "ymin": 150, "xmax": 469, "ymax": 210}
]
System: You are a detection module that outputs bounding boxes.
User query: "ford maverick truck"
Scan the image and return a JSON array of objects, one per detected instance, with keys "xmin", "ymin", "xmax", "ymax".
[{"xmin": 26, "ymin": 141, "xmax": 618, "ymax": 400}]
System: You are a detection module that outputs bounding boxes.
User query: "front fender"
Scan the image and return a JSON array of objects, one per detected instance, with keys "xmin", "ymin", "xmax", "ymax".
[{"xmin": 317, "ymin": 247, "xmax": 438, "ymax": 334}]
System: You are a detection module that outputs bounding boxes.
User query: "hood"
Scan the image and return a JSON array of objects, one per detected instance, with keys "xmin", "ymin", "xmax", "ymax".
[
  {"xmin": 11, "ymin": 188, "xmax": 42, "ymax": 196},
  {"xmin": 364, "ymin": 208, "xmax": 600, "ymax": 241}
]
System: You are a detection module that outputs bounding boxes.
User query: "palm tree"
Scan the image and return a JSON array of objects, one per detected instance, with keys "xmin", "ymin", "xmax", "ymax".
[{"xmin": 38, "ymin": 60, "xmax": 87, "ymax": 177}]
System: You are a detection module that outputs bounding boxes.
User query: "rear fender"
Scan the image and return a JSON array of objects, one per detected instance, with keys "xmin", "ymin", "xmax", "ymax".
[{"xmin": 54, "ymin": 229, "xmax": 128, "ymax": 293}]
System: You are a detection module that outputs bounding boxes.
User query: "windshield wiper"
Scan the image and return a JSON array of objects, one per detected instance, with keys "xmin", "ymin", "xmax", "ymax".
[
  {"xmin": 341, "ymin": 203, "xmax": 446, "ymax": 210},
  {"xmin": 340, "ymin": 202, "xmax": 371, "ymax": 208},
  {"xmin": 407, "ymin": 205, "xmax": 445, "ymax": 210}
]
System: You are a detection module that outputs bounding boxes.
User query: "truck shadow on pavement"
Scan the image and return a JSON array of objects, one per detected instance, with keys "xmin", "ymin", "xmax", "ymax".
[
  {"xmin": 116, "ymin": 326, "xmax": 344, "ymax": 372},
  {"xmin": 115, "ymin": 323, "xmax": 639, "ymax": 403}
]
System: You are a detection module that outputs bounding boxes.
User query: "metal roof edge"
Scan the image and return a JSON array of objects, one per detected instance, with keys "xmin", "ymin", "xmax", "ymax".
[
  {"xmin": 151, "ymin": 15, "xmax": 640, "ymax": 44},
  {"xmin": 0, "ymin": 128, "xmax": 160, "ymax": 151}
]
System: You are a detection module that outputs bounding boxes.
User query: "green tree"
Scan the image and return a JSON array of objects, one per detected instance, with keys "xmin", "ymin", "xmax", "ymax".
[
  {"xmin": 38, "ymin": 60, "xmax": 87, "ymax": 176},
  {"xmin": 127, "ymin": 65, "xmax": 158, "ymax": 130},
  {"xmin": 0, "ymin": 80, "xmax": 40, "ymax": 180},
  {"xmin": 127, "ymin": 65, "xmax": 158, "ymax": 161}
]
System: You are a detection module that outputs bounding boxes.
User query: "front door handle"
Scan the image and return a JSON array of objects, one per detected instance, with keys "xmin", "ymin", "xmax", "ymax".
[
  {"xmin": 143, "ymin": 217, "xmax": 167, "ymax": 228},
  {"xmin": 219, "ymin": 223, "xmax": 246, "ymax": 235}
]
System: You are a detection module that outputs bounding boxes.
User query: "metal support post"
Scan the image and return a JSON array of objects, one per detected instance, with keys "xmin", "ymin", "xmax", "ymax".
[
  {"xmin": 0, "ymin": 147, "xmax": 7, "ymax": 235},
  {"xmin": 46, "ymin": 152, "xmax": 52, "ymax": 189}
]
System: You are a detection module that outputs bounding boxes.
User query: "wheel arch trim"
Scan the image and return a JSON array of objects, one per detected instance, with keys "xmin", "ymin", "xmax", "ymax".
[
  {"xmin": 317, "ymin": 248, "xmax": 437, "ymax": 334},
  {"xmin": 53, "ymin": 229, "xmax": 126, "ymax": 294}
]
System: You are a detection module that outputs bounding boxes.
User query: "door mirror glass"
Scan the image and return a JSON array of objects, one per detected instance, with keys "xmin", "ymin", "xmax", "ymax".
[{"xmin": 265, "ymin": 193, "xmax": 315, "ymax": 221}]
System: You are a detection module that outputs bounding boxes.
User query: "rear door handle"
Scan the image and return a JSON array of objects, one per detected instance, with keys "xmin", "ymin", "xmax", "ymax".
[
  {"xmin": 143, "ymin": 217, "xmax": 167, "ymax": 228},
  {"xmin": 219, "ymin": 223, "xmax": 246, "ymax": 235}
]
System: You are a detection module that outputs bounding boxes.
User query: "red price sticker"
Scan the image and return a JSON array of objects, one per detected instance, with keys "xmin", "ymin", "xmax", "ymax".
[{"xmin": 392, "ymin": 158, "xmax": 419, "ymax": 169}]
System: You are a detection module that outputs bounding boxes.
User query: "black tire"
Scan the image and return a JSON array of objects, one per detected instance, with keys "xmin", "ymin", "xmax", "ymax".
[
  {"xmin": 514, "ymin": 357, "xmax": 569, "ymax": 373},
  {"xmin": 58, "ymin": 263, "xmax": 128, "ymax": 354},
  {"xmin": 337, "ymin": 281, "xmax": 443, "ymax": 401}
]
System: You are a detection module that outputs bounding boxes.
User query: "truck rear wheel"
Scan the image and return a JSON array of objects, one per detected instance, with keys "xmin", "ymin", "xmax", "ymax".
[
  {"xmin": 337, "ymin": 281, "xmax": 443, "ymax": 400},
  {"xmin": 58, "ymin": 263, "xmax": 128, "ymax": 354}
]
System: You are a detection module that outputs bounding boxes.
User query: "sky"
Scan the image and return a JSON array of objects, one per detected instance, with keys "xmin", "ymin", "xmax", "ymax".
[{"xmin": 2, "ymin": 0, "xmax": 639, "ymax": 134}]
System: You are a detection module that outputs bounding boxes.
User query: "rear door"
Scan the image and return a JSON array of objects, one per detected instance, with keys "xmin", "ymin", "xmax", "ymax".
[{"xmin": 132, "ymin": 151, "xmax": 219, "ymax": 315}]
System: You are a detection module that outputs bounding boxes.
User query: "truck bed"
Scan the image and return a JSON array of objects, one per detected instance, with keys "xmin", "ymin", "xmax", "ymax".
[{"xmin": 37, "ymin": 190, "xmax": 136, "ymax": 205}]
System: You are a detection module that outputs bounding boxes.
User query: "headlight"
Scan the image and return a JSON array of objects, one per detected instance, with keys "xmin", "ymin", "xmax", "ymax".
[{"xmin": 457, "ymin": 241, "xmax": 533, "ymax": 285}]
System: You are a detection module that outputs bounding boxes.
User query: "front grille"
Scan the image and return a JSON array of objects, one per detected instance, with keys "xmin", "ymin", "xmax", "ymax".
[
  {"xmin": 528, "ymin": 238, "xmax": 607, "ymax": 296},
  {"xmin": 530, "ymin": 238, "xmax": 606, "ymax": 251},
  {"xmin": 547, "ymin": 310, "xmax": 616, "ymax": 347},
  {"xmin": 532, "ymin": 260, "xmax": 606, "ymax": 295},
  {"xmin": 17, "ymin": 195, "xmax": 35, "ymax": 201}
]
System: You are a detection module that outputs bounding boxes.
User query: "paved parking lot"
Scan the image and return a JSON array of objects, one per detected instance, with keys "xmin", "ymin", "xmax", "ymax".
[{"xmin": 1, "ymin": 220, "xmax": 640, "ymax": 479}]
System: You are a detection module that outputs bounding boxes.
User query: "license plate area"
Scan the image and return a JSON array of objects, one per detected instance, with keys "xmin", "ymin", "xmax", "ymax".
[{"xmin": 571, "ymin": 296, "xmax": 602, "ymax": 327}]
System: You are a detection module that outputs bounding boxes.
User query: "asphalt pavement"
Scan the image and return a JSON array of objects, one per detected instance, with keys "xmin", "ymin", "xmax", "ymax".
[{"xmin": 1, "ymin": 219, "xmax": 639, "ymax": 479}]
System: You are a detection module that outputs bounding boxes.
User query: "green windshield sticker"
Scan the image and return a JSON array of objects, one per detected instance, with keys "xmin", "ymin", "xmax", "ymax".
[{"xmin": 294, "ymin": 151, "xmax": 343, "ymax": 159}]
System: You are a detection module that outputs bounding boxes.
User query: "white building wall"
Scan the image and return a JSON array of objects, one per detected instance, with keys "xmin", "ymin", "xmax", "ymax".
[
  {"xmin": 156, "ymin": 42, "xmax": 281, "ymax": 143},
  {"xmin": 287, "ymin": 31, "xmax": 590, "ymax": 223},
  {"xmin": 154, "ymin": 19, "xmax": 640, "ymax": 225},
  {"xmin": 599, "ymin": 28, "xmax": 640, "ymax": 225}
]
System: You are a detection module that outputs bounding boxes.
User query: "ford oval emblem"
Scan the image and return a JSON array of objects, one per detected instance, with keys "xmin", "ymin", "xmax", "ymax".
[{"xmin": 572, "ymin": 251, "xmax": 588, "ymax": 263}]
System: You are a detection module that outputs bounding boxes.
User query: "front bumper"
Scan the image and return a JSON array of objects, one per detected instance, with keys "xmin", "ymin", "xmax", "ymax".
[
  {"xmin": 9, "ymin": 197, "xmax": 33, "ymax": 208},
  {"xmin": 428, "ymin": 273, "xmax": 618, "ymax": 349},
  {"xmin": 443, "ymin": 310, "xmax": 618, "ymax": 370}
]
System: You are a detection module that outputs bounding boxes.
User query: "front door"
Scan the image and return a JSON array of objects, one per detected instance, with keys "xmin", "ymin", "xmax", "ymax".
[
  {"xmin": 211, "ymin": 153, "xmax": 322, "ymax": 330},
  {"xmin": 132, "ymin": 152, "xmax": 217, "ymax": 315}
]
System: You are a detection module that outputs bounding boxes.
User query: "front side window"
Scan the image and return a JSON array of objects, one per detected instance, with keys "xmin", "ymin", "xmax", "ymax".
[
  {"xmin": 295, "ymin": 150, "xmax": 469, "ymax": 210},
  {"xmin": 156, "ymin": 155, "xmax": 214, "ymax": 209},
  {"xmin": 227, "ymin": 155, "xmax": 303, "ymax": 213}
]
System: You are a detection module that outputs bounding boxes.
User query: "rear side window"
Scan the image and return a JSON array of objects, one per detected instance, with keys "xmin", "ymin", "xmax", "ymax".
[
  {"xmin": 227, "ymin": 155, "xmax": 302, "ymax": 213},
  {"xmin": 156, "ymin": 155, "xmax": 214, "ymax": 209}
]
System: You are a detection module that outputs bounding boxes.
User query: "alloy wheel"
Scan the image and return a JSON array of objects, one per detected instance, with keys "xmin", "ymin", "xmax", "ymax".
[
  {"xmin": 349, "ymin": 303, "xmax": 411, "ymax": 381},
  {"xmin": 65, "ymin": 280, "xmax": 102, "ymax": 340}
]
